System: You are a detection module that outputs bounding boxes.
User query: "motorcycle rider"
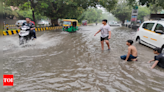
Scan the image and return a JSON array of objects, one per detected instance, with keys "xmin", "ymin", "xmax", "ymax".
[
  {"xmin": 21, "ymin": 17, "xmax": 35, "ymax": 39},
  {"xmin": 30, "ymin": 19, "xmax": 37, "ymax": 39}
]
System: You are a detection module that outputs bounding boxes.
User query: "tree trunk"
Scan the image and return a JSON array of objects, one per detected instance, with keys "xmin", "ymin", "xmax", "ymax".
[
  {"xmin": 30, "ymin": 0, "xmax": 36, "ymax": 23},
  {"xmin": 155, "ymin": 10, "xmax": 158, "ymax": 14},
  {"xmin": 32, "ymin": 10, "xmax": 36, "ymax": 23},
  {"xmin": 122, "ymin": 20, "xmax": 124, "ymax": 26},
  {"xmin": 51, "ymin": 19, "xmax": 59, "ymax": 26}
]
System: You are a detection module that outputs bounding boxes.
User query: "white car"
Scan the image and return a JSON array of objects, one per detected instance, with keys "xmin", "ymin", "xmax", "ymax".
[
  {"xmin": 15, "ymin": 20, "xmax": 26, "ymax": 27},
  {"xmin": 109, "ymin": 21, "xmax": 121, "ymax": 27},
  {"xmin": 37, "ymin": 20, "xmax": 51, "ymax": 26},
  {"xmin": 135, "ymin": 20, "xmax": 164, "ymax": 53}
]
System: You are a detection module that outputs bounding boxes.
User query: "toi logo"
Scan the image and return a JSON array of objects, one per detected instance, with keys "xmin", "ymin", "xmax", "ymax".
[{"xmin": 3, "ymin": 75, "xmax": 14, "ymax": 86}]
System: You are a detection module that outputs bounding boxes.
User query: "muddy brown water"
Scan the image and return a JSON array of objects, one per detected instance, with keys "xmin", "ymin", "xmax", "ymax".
[{"xmin": 3, "ymin": 24, "xmax": 164, "ymax": 92}]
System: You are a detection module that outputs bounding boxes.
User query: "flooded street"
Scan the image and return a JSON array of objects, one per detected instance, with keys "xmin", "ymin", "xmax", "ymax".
[{"xmin": 3, "ymin": 24, "xmax": 164, "ymax": 92}]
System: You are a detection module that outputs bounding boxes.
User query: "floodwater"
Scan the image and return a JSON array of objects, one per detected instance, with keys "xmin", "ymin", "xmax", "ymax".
[{"xmin": 3, "ymin": 24, "xmax": 164, "ymax": 92}]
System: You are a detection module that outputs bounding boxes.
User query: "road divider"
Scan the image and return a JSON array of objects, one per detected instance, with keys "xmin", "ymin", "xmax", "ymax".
[
  {"xmin": 4, "ymin": 25, "xmax": 16, "ymax": 27},
  {"xmin": 3, "ymin": 26, "xmax": 63, "ymax": 36}
]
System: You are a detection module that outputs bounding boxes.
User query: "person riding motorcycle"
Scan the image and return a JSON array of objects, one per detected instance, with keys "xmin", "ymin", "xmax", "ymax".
[
  {"xmin": 21, "ymin": 17, "xmax": 35, "ymax": 39},
  {"xmin": 30, "ymin": 19, "xmax": 37, "ymax": 39}
]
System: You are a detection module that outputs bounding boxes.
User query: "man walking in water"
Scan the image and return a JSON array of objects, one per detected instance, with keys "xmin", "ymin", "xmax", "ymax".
[
  {"xmin": 94, "ymin": 19, "xmax": 111, "ymax": 50},
  {"xmin": 120, "ymin": 40, "xmax": 138, "ymax": 61}
]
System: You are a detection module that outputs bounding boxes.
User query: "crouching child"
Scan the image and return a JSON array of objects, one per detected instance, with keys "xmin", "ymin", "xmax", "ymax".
[
  {"xmin": 149, "ymin": 48, "xmax": 164, "ymax": 69},
  {"xmin": 120, "ymin": 40, "xmax": 138, "ymax": 61}
]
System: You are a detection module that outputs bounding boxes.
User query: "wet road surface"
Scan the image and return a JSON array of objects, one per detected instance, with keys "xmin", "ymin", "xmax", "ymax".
[{"xmin": 3, "ymin": 24, "xmax": 164, "ymax": 92}]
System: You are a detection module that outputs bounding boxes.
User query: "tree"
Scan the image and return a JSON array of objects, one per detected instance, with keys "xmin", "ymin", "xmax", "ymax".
[
  {"xmin": 137, "ymin": 6, "xmax": 150, "ymax": 22},
  {"xmin": 126, "ymin": 0, "xmax": 164, "ymax": 9},
  {"xmin": 17, "ymin": 10, "xmax": 47, "ymax": 20},
  {"xmin": 149, "ymin": 4, "xmax": 163, "ymax": 14},
  {"xmin": 3, "ymin": 6, "xmax": 19, "ymax": 19},
  {"xmin": 4, "ymin": 0, "xmax": 38, "ymax": 22},
  {"xmin": 35, "ymin": 0, "xmax": 117, "ymax": 26},
  {"xmin": 78, "ymin": 8, "xmax": 103, "ymax": 23},
  {"xmin": 4, "ymin": 0, "xmax": 117, "ymax": 25},
  {"xmin": 111, "ymin": 3, "xmax": 132, "ymax": 23}
]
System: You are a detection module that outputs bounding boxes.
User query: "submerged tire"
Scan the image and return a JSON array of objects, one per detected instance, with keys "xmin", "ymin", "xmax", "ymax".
[
  {"xmin": 136, "ymin": 37, "xmax": 141, "ymax": 44},
  {"xmin": 161, "ymin": 45, "xmax": 164, "ymax": 53}
]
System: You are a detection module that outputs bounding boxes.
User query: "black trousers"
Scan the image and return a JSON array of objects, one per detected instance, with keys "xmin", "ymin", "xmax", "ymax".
[{"xmin": 29, "ymin": 30, "xmax": 34, "ymax": 39}]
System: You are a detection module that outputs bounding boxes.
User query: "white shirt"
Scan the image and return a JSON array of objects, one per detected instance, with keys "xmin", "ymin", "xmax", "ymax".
[{"xmin": 100, "ymin": 24, "xmax": 111, "ymax": 38}]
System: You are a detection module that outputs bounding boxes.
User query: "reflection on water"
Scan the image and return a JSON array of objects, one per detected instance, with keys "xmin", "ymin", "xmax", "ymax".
[{"xmin": 3, "ymin": 25, "xmax": 164, "ymax": 92}]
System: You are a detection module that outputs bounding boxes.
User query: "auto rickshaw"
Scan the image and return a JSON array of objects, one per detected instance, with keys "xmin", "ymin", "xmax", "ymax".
[
  {"xmin": 82, "ymin": 20, "xmax": 87, "ymax": 26},
  {"xmin": 62, "ymin": 19, "xmax": 78, "ymax": 32}
]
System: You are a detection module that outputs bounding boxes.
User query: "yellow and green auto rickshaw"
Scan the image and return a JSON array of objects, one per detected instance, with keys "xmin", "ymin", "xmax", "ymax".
[{"xmin": 62, "ymin": 19, "xmax": 78, "ymax": 32}]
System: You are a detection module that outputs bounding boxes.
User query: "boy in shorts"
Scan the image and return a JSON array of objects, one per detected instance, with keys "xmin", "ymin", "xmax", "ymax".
[{"xmin": 94, "ymin": 19, "xmax": 111, "ymax": 50}]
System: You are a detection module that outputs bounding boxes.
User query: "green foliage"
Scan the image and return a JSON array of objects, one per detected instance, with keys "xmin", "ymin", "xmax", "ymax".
[
  {"xmin": 149, "ymin": 4, "xmax": 163, "ymax": 14},
  {"xmin": 137, "ymin": 7, "xmax": 150, "ymax": 21},
  {"xmin": 4, "ymin": 0, "xmax": 117, "ymax": 25},
  {"xmin": 4, "ymin": 0, "xmax": 28, "ymax": 7},
  {"xmin": 78, "ymin": 8, "xmax": 117, "ymax": 23},
  {"xmin": 3, "ymin": 6, "xmax": 19, "ymax": 19},
  {"xmin": 99, "ymin": 0, "xmax": 117, "ymax": 12},
  {"xmin": 126, "ymin": 0, "xmax": 164, "ymax": 9},
  {"xmin": 17, "ymin": 10, "xmax": 47, "ymax": 20},
  {"xmin": 102, "ymin": 12, "xmax": 117, "ymax": 21},
  {"xmin": 111, "ymin": 2, "xmax": 151, "ymax": 22},
  {"xmin": 19, "ymin": 2, "xmax": 31, "ymax": 10},
  {"xmin": 78, "ymin": 8, "xmax": 103, "ymax": 23},
  {"xmin": 111, "ymin": 3, "xmax": 132, "ymax": 23}
]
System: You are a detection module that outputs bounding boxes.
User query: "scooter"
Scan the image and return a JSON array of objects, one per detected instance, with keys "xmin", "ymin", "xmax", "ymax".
[{"xmin": 18, "ymin": 26, "xmax": 33, "ymax": 45}]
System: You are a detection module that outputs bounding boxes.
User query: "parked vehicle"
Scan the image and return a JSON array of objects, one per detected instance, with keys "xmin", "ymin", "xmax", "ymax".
[
  {"xmin": 82, "ymin": 20, "xmax": 87, "ymax": 26},
  {"xmin": 15, "ymin": 20, "xmax": 26, "ymax": 27},
  {"xmin": 130, "ymin": 20, "xmax": 142, "ymax": 29},
  {"xmin": 37, "ymin": 20, "xmax": 51, "ymax": 26},
  {"xmin": 62, "ymin": 19, "xmax": 78, "ymax": 32},
  {"xmin": 135, "ymin": 20, "xmax": 164, "ymax": 53},
  {"xmin": 124, "ymin": 21, "xmax": 131, "ymax": 27},
  {"xmin": 109, "ymin": 21, "xmax": 121, "ymax": 27}
]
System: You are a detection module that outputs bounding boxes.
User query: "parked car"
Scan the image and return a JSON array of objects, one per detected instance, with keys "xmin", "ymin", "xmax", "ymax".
[
  {"xmin": 15, "ymin": 20, "xmax": 26, "ymax": 27},
  {"xmin": 135, "ymin": 20, "xmax": 164, "ymax": 53},
  {"xmin": 124, "ymin": 22, "xmax": 131, "ymax": 27},
  {"xmin": 129, "ymin": 20, "xmax": 142, "ymax": 29},
  {"xmin": 109, "ymin": 21, "xmax": 121, "ymax": 27},
  {"xmin": 37, "ymin": 20, "xmax": 51, "ymax": 26}
]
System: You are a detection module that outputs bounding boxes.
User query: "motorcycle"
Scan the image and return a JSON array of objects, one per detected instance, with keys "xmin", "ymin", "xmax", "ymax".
[{"xmin": 18, "ymin": 26, "xmax": 33, "ymax": 45}]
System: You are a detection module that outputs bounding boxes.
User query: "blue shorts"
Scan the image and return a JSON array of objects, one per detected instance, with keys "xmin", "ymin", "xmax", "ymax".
[{"xmin": 120, "ymin": 54, "xmax": 137, "ymax": 61}]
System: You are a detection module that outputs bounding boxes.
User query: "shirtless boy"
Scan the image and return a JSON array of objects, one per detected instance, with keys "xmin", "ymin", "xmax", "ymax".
[{"xmin": 120, "ymin": 40, "xmax": 138, "ymax": 61}]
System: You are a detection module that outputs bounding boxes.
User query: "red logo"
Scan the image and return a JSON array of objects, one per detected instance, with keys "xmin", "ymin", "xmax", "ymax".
[{"xmin": 3, "ymin": 75, "xmax": 14, "ymax": 86}]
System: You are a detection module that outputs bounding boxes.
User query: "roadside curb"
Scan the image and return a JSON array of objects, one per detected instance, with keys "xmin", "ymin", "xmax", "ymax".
[
  {"xmin": 3, "ymin": 26, "xmax": 63, "ymax": 36},
  {"xmin": 4, "ymin": 25, "xmax": 16, "ymax": 27}
]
